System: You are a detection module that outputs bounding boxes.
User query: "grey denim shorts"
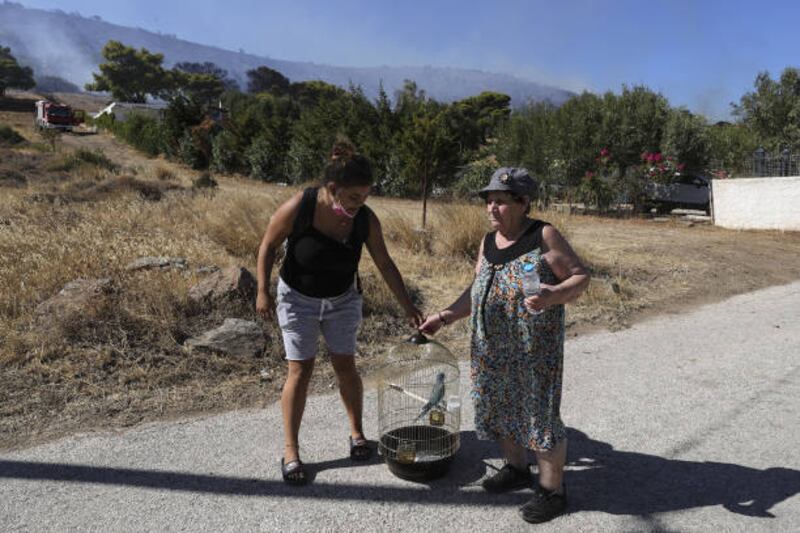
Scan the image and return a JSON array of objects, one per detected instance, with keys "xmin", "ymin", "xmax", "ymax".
[{"xmin": 275, "ymin": 277, "xmax": 363, "ymax": 360}]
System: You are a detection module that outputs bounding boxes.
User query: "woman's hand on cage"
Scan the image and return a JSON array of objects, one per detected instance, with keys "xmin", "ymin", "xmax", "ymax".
[{"xmin": 418, "ymin": 314, "xmax": 444, "ymax": 335}]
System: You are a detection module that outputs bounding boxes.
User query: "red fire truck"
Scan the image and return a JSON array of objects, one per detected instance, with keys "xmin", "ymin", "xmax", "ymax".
[{"xmin": 34, "ymin": 100, "xmax": 80, "ymax": 131}]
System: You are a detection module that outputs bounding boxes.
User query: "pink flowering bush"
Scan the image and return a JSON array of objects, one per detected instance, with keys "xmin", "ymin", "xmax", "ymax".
[
  {"xmin": 576, "ymin": 148, "xmax": 614, "ymax": 211},
  {"xmin": 640, "ymin": 151, "xmax": 683, "ymax": 184}
]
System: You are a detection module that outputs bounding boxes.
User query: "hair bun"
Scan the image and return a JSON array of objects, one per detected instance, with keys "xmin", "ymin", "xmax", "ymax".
[{"xmin": 322, "ymin": 135, "xmax": 373, "ymax": 187}]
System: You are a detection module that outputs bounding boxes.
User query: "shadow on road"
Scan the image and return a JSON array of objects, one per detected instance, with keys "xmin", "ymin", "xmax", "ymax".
[
  {"xmin": 565, "ymin": 428, "xmax": 799, "ymax": 518},
  {"xmin": 1, "ymin": 428, "xmax": 797, "ymax": 517}
]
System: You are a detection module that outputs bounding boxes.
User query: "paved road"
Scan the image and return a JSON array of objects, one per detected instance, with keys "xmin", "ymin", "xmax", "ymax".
[{"xmin": 2, "ymin": 282, "xmax": 800, "ymax": 532}]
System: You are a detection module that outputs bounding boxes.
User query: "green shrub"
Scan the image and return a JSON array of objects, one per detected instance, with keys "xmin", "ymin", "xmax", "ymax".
[
  {"xmin": 575, "ymin": 171, "xmax": 614, "ymax": 212},
  {"xmin": 0, "ymin": 124, "xmax": 25, "ymax": 145},
  {"xmin": 246, "ymin": 134, "xmax": 283, "ymax": 181},
  {"xmin": 177, "ymin": 131, "xmax": 208, "ymax": 170},
  {"xmin": 373, "ymin": 154, "xmax": 413, "ymax": 197},
  {"xmin": 114, "ymin": 114, "xmax": 164, "ymax": 157},
  {"xmin": 285, "ymin": 136, "xmax": 324, "ymax": 184},
  {"xmin": 211, "ymin": 130, "xmax": 244, "ymax": 174},
  {"xmin": 452, "ymin": 158, "xmax": 495, "ymax": 198},
  {"xmin": 73, "ymin": 148, "xmax": 119, "ymax": 171},
  {"xmin": 161, "ymin": 96, "xmax": 204, "ymax": 157},
  {"xmin": 90, "ymin": 113, "xmax": 115, "ymax": 131}
]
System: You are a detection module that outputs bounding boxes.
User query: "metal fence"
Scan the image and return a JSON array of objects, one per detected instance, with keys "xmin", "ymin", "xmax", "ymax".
[{"xmin": 740, "ymin": 148, "xmax": 800, "ymax": 177}]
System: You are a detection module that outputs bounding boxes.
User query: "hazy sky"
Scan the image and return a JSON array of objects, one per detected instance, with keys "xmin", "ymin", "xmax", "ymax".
[{"xmin": 17, "ymin": 0, "xmax": 800, "ymax": 119}]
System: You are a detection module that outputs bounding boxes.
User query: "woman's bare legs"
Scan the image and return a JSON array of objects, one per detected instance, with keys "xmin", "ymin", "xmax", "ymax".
[
  {"xmin": 281, "ymin": 359, "xmax": 316, "ymax": 463},
  {"xmin": 534, "ymin": 439, "xmax": 567, "ymax": 493},
  {"xmin": 500, "ymin": 438, "xmax": 529, "ymax": 470},
  {"xmin": 499, "ymin": 437, "xmax": 567, "ymax": 491},
  {"xmin": 330, "ymin": 354, "xmax": 365, "ymax": 441}
]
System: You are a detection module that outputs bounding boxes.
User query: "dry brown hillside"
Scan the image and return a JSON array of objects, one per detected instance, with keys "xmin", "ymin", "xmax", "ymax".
[{"xmin": 3, "ymin": 94, "xmax": 800, "ymax": 450}]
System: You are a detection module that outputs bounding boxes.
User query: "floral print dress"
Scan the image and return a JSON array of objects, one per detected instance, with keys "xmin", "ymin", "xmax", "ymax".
[{"xmin": 470, "ymin": 220, "xmax": 566, "ymax": 452}]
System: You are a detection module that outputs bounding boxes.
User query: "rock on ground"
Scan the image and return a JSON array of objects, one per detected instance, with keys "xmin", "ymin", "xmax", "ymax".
[
  {"xmin": 184, "ymin": 318, "xmax": 266, "ymax": 357},
  {"xmin": 126, "ymin": 257, "xmax": 188, "ymax": 272},
  {"xmin": 33, "ymin": 278, "xmax": 114, "ymax": 326},
  {"xmin": 187, "ymin": 266, "xmax": 256, "ymax": 305}
]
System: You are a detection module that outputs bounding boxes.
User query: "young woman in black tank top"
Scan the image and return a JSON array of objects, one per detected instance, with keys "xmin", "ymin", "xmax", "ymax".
[{"xmin": 256, "ymin": 138, "xmax": 423, "ymax": 486}]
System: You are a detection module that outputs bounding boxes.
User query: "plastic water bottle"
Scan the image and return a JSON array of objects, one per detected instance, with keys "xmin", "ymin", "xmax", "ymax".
[{"xmin": 522, "ymin": 263, "xmax": 543, "ymax": 315}]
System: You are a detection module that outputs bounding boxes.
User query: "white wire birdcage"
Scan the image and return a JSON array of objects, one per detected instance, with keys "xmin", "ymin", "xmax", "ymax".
[{"xmin": 377, "ymin": 332, "xmax": 460, "ymax": 481}]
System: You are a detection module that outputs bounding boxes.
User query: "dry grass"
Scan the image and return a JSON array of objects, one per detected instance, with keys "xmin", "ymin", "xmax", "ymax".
[
  {"xmin": 0, "ymin": 123, "xmax": 26, "ymax": 146},
  {"xmin": 0, "ymin": 149, "xmax": 286, "ymax": 445},
  {"xmin": 197, "ymin": 189, "xmax": 291, "ymax": 261},
  {"xmin": 430, "ymin": 202, "xmax": 488, "ymax": 260},
  {"xmin": 153, "ymin": 166, "xmax": 177, "ymax": 181},
  {"xmin": 47, "ymin": 148, "xmax": 120, "ymax": 173},
  {"xmin": 379, "ymin": 207, "xmax": 433, "ymax": 254},
  {"xmin": 3, "ymin": 104, "xmax": 800, "ymax": 450}
]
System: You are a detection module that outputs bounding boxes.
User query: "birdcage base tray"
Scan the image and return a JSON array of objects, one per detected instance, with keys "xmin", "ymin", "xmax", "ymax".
[{"xmin": 380, "ymin": 426, "xmax": 457, "ymax": 482}]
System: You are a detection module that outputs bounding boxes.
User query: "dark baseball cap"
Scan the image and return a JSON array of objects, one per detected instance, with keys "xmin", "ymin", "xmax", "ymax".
[{"xmin": 477, "ymin": 167, "xmax": 538, "ymax": 199}]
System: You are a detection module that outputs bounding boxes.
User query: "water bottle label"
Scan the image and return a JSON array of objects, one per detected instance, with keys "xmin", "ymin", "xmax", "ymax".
[{"xmin": 522, "ymin": 263, "xmax": 540, "ymax": 296}]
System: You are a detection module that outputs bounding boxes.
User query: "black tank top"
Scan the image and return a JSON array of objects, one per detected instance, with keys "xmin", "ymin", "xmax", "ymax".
[
  {"xmin": 279, "ymin": 187, "xmax": 371, "ymax": 298},
  {"xmin": 482, "ymin": 219, "xmax": 548, "ymax": 264}
]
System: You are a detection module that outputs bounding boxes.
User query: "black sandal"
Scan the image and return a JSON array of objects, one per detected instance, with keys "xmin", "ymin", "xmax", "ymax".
[
  {"xmin": 281, "ymin": 457, "xmax": 308, "ymax": 486},
  {"xmin": 349, "ymin": 436, "xmax": 373, "ymax": 461},
  {"xmin": 481, "ymin": 463, "xmax": 532, "ymax": 493}
]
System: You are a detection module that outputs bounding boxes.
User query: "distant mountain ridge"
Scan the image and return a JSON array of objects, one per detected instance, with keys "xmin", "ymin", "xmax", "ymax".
[{"xmin": 0, "ymin": 1, "xmax": 574, "ymax": 105}]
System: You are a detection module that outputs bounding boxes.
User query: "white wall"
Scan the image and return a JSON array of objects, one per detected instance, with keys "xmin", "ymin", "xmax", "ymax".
[{"xmin": 713, "ymin": 176, "xmax": 800, "ymax": 231}]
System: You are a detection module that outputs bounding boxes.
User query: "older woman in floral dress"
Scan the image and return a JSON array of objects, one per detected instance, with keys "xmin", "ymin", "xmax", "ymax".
[{"xmin": 420, "ymin": 167, "xmax": 589, "ymax": 524}]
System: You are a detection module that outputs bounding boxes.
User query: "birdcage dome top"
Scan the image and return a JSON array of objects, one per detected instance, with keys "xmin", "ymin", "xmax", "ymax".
[{"xmin": 383, "ymin": 332, "xmax": 458, "ymax": 369}]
